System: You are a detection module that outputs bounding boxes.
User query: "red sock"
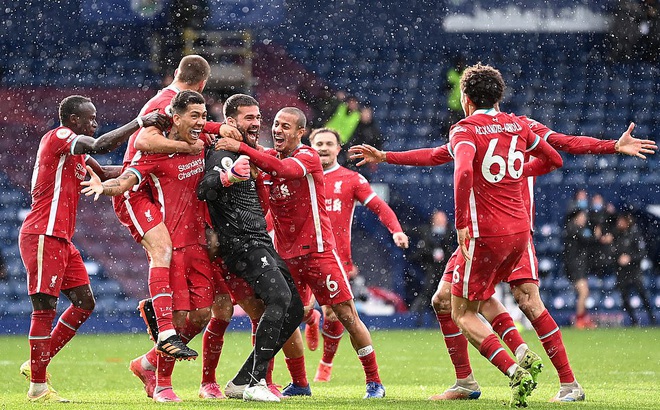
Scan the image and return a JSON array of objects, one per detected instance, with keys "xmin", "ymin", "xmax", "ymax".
[
  {"xmin": 250, "ymin": 318, "xmax": 259, "ymax": 346},
  {"xmin": 177, "ymin": 318, "xmax": 204, "ymax": 344},
  {"xmin": 437, "ymin": 313, "xmax": 472, "ymax": 379},
  {"xmin": 266, "ymin": 358, "xmax": 275, "ymax": 385},
  {"xmin": 532, "ymin": 309, "xmax": 575, "ymax": 383},
  {"xmin": 29, "ymin": 309, "xmax": 56, "ymax": 383},
  {"xmin": 285, "ymin": 356, "xmax": 308, "ymax": 387},
  {"xmin": 321, "ymin": 319, "xmax": 344, "ymax": 364},
  {"xmin": 201, "ymin": 318, "xmax": 229, "ymax": 384},
  {"xmin": 156, "ymin": 354, "xmax": 176, "ymax": 388},
  {"xmin": 358, "ymin": 348, "xmax": 381, "ymax": 384},
  {"xmin": 479, "ymin": 333, "xmax": 516, "ymax": 376},
  {"xmin": 49, "ymin": 305, "xmax": 92, "ymax": 357},
  {"xmin": 491, "ymin": 312, "xmax": 525, "ymax": 354},
  {"xmin": 145, "ymin": 346, "xmax": 158, "ymax": 368},
  {"xmin": 149, "ymin": 267, "xmax": 175, "ymax": 334}
]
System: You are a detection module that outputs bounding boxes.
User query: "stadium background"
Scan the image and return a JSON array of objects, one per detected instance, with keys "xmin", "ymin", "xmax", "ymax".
[{"xmin": 0, "ymin": 0, "xmax": 658, "ymax": 333}]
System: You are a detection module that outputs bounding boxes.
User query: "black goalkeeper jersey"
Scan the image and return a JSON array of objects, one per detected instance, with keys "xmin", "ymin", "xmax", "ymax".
[{"xmin": 197, "ymin": 147, "xmax": 273, "ymax": 263}]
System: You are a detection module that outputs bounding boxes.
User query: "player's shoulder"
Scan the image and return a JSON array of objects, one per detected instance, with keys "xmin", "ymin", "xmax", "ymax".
[
  {"xmin": 43, "ymin": 126, "xmax": 78, "ymax": 146},
  {"xmin": 294, "ymin": 145, "xmax": 319, "ymax": 159}
]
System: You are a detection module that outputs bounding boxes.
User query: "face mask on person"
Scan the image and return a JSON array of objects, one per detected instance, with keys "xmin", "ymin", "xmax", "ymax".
[
  {"xmin": 592, "ymin": 203, "xmax": 603, "ymax": 212},
  {"xmin": 576, "ymin": 199, "xmax": 588, "ymax": 209},
  {"xmin": 432, "ymin": 227, "xmax": 447, "ymax": 236}
]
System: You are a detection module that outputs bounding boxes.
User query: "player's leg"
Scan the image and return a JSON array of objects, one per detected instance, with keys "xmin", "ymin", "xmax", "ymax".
[
  {"xmin": 479, "ymin": 297, "xmax": 543, "ymax": 386},
  {"xmin": 314, "ymin": 304, "xmax": 344, "ymax": 382},
  {"xmin": 429, "ymin": 277, "xmax": 480, "ymax": 400},
  {"xmin": 451, "ymin": 294, "xmax": 534, "ymax": 408},
  {"xmin": 511, "ymin": 281, "xmax": 585, "ymax": 402},
  {"xmin": 200, "ymin": 292, "xmax": 232, "ymax": 399},
  {"xmin": 573, "ymin": 277, "xmax": 594, "ymax": 329},
  {"xmin": 303, "ymin": 295, "xmax": 321, "ymax": 351}
]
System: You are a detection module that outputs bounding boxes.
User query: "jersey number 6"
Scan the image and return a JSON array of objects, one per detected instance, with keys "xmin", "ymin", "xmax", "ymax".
[{"xmin": 481, "ymin": 135, "xmax": 524, "ymax": 183}]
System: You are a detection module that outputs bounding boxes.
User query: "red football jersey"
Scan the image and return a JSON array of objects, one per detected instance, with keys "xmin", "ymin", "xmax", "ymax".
[
  {"xmin": 259, "ymin": 145, "xmax": 336, "ymax": 259},
  {"xmin": 450, "ymin": 109, "xmax": 539, "ymax": 238},
  {"xmin": 127, "ymin": 150, "xmax": 206, "ymax": 249},
  {"xmin": 20, "ymin": 126, "xmax": 88, "ymax": 241},
  {"xmin": 323, "ymin": 164, "xmax": 376, "ymax": 270},
  {"xmin": 121, "ymin": 85, "xmax": 179, "ymax": 165}
]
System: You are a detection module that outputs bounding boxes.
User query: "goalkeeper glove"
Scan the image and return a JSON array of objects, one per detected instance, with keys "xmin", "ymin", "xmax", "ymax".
[{"xmin": 220, "ymin": 155, "xmax": 250, "ymax": 187}]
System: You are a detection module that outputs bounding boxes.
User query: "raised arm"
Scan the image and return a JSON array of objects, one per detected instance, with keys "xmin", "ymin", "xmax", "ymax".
[
  {"xmin": 72, "ymin": 111, "xmax": 168, "ymax": 155},
  {"xmin": 215, "ymin": 138, "xmax": 307, "ymax": 179}
]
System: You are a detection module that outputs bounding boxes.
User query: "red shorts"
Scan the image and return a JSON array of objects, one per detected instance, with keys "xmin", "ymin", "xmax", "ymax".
[
  {"xmin": 441, "ymin": 234, "xmax": 539, "ymax": 288},
  {"xmin": 285, "ymin": 250, "xmax": 352, "ymax": 306},
  {"xmin": 450, "ymin": 232, "xmax": 529, "ymax": 301},
  {"xmin": 170, "ymin": 244, "xmax": 214, "ymax": 311},
  {"xmin": 19, "ymin": 233, "xmax": 89, "ymax": 297},
  {"xmin": 112, "ymin": 191, "xmax": 163, "ymax": 243},
  {"xmin": 210, "ymin": 257, "xmax": 252, "ymax": 304}
]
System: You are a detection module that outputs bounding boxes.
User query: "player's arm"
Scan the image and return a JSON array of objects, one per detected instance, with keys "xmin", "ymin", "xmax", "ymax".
[
  {"xmin": 134, "ymin": 126, "xmax": 204, "ymax": 155},
  {"xmin": 522, "ymin": 132, "xmax": 563, "ymax": 177},
  {"xmin": 549, "ymin": 122, "xmax": 655, "ymax": 158},
  {"xmin": 452, "ymin": 141, "xmax": 476, "ymax": 260},
  {"xmin": 80, "ymin": 166, "xmax": 139, "ymax": 200},
  {"xmin": 84, "ymin": 156, "xmax": 122, "ymax": 180},
  {"xmin": 358, "ymin": 182, "xmax": 409, "ymax": 249},
  {"xmin": 349, "ymin": 144, "xmax": 452, "ymax": 167},
  {"xmin": 203, "ymin": 121, "xmax": 243, "ymax": 141},
  {"xmin": 72, "ymin": 111, "xmax": 167, "ymax": 155},
  {"xmin": 215, "ymin": 138, "xmax": 306, "ymax": 179}
]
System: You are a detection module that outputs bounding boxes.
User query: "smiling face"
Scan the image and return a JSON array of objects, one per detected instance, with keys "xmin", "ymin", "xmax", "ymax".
[
  {"xmin": 311, "ymin": 131, "xmax": 340, "ymax": 170},
  {"xmin": 172, "ymin": 103, "xmax": 207, "ymax": 143},
  {"xmin": 272, "ymin": 110, "xmax": 304, "ymax": 156},
  {"xmin": 227, "ymin": 105, "xmax": 261, "ymax": 148}
]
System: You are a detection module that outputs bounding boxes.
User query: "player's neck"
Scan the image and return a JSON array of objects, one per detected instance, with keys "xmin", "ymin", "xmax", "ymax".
[{"xmin": 322, "ymin": 161, "xmax": 338, "ymax": 171}]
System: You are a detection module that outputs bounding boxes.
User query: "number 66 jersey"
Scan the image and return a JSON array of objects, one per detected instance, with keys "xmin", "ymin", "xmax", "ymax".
[{"xmin": 449, "ymin": 108, "xmax": 561, "ymax": 238}]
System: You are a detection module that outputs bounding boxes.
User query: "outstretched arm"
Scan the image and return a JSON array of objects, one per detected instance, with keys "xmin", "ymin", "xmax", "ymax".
[
  {"xmin": 204, "ymin": 121, "xmax": 244, "ymax": 141},
  {"xmin": 363, "ymin": 196, "xmax": 409, "ymax": 249},
  {"xmin": 547, "ymin": 123, "xmax": 656, "ymax": 158},
  {"xmin": 349, "ymin": 144, "xmax": 452, "ymax": 167},
  {"xmin": 215, "ymin": 138, "xmax": 306, "ymax": 179},
  {"xmin": 73, "ymin": 111, "xmax": 168, "ymax": 155},
  {"xmin": 80, "ymin": 166, "xmax": 139, "ymax": 200}
]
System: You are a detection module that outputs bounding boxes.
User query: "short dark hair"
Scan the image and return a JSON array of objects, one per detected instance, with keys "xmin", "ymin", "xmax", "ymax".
[
  {"xmin": 176, "ymin": 55, "xmax": 211, "ymax": 85},
  {"xmin": 460, "ymin": 63, "xmax": 505, "ymax": 109},
  {"xmin": 309, "ymin": 128, "xmax": 340, "ymax": 145},
  {"xmin": 59, "ymin": 95, "xmax": 92, "ymax": 124},
  {"xmin": 279, "ymin": 107, "xmax": 307, "ymax": 129},
  {"xmin": 223, "ymin": 94, "xmax": 259, "ymax": 119},
  {"xmin": 170, "ymin": 90, "xmax": 205, "ymax": 115}
]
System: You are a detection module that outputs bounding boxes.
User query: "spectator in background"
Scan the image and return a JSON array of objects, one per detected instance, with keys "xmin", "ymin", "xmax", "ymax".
[
  {"xmin": 325, "ymin": 95, "xmax": 361, "ymax": 148},
  {"xmin": 340, "ymin": 104, "xmax": 384, "ymax": 178},
  {"xmin": 299, "ymin": 85, "xmax": 343, "ymax": 129},
  {"xmin": 408, "ymin": 210, "xmax": 455, "ymax": 324},
  {"xmin": 563, "ymin": 209, "xmax": 597, "ymax": 329},
  {"xmin": 444, "ymin": 56, "xmax": 466, "ymax": 137},
  {"xmin": 608, "ymin": 0, "xmax": 645, "ymax": 63},
  {"xmin": 566, "ymin": 189, "xmax": 589, "ymax": 217},
  {"xmin": 611, "ymin": 212, "xmax": 656, "ymax": 326},
  {"xmin": 0, "ymin": 248, "xmax": 6, "ymax": 281},
  {"xmin": 590, "ymin": 193, "xmax": 616, "ymax": 276}
]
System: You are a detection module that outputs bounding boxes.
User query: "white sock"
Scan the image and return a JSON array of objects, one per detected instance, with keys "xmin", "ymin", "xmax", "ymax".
[
  {"xmin": 514, "ymin": 343, "xmax": 529, "ymax": 362},
  {"xmin": 28, "ymin": 382, "xmax": 48, "ymax": 396},
  {"xmin": 506, "ymin": 364, "xmax": 519, "ymax": 377},
  {"xmin": 141, "ymin": 355, "xmax": 156, "ymax": 371},
  {"xmin": 158, "ymin": 329, "xmax": 176, "ymax": 342}
]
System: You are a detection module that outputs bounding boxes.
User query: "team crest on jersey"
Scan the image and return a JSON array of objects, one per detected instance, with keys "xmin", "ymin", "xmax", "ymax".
[
  {"xmin": 221, "ymin": 156, "xmax": 234, "ymax": 170},
  {"xmin": 50, "ymin": 275, "xmax": 58, "ymax": 288},
  {"xmin": 334, "ymin": 181, "xmax": 343, "ymax": 193},
  {"xmin": 145, "ymin": 209, "xmax": 153, "ymax": 222},
  {"xmin": 56, "ymin": 128, "xmax": 72, "ymax": 140},
  {"xmin": 261, "ymin": 256, "xmax": 269, "ymax": 268}
]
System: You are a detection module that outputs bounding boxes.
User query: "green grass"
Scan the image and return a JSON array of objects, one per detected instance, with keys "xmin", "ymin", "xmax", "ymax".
[{"xmin": 1, "ymin": 327, "xmax": 659, "ymax": 409}]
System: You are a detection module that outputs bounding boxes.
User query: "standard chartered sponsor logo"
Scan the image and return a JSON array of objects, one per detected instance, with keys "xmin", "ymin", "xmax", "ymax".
[{"xmin": 178, "ymin": 158, "xmax": 205, "ymax": 180}]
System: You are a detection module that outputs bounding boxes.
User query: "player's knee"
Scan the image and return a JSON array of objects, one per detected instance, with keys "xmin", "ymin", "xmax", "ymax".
[
  {"xmin": 212, "ymin": 296, "xmax": 233, "ymax": 321},
  {"xmin": 189, "ymin": 309, "xmax": 211, "ymax": 328},
  {"xmin": 432, "ymin": 291, "xmax": 451, "ymax": 314}
]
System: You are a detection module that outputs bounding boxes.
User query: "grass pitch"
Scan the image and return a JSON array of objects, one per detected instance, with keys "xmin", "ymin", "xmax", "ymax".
[{"xmin": 1, "ymin": 327, "xmax": 658, "ymax": 409}]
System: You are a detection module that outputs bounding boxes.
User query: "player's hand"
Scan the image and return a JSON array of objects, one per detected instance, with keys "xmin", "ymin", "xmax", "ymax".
[
  {"xmin": 80, "ymin": 166, "xmax": 104, "ymax": 201},
  {"xmin": 215, "ymin": 137, "xmax": 241, "ymax": 152},
  {"xmin": 220, "ymin": 155, "xmax": 250, "ymax": 186},
  {"xmin": 616, "ymin": 122, "xmax": 657, "ymax": 159},
  {"xmin": 141, "ymin": 111, "xmax": 171, "ymax": 131},
  {"xmin": 348, "ymin": 144, "xmax": 387, "ymax": 167},
  {"xmin": 392, "ymin": 232, "xmax": 409, "ymax": 249},
  {"xmin": 219, "ymin": 123, "xmax": 243, "ymax": 141},
  {"xmin": 457, "ymin": 227, "xmax": 471, "ymax": 261}
]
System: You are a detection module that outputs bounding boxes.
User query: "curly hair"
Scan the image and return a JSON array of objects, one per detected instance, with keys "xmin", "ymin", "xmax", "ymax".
[{"xmin": 460, "ymin": 63, "xmax": 505, "ymax": 109}]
